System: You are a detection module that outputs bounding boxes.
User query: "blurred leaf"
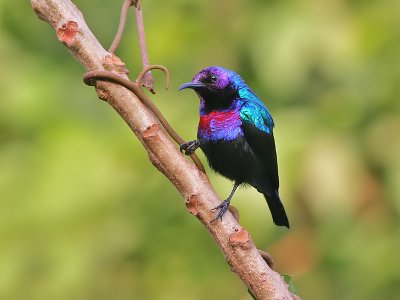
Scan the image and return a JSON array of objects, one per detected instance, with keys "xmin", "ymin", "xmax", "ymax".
[{"xmin": 282, "ymin": 274, "xmax": 298, "ymax": 295}]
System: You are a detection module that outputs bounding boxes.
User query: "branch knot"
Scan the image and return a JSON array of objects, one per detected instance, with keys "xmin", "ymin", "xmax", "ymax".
[{"xmin": 56, "ymin": 21, "xmax": 78, "ymax": 46}]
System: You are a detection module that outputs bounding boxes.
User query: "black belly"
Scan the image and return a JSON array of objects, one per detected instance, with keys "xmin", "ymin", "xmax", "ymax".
[{"xmin": 200, "ymin": 137, "xmax": 264, "ymax": 184}]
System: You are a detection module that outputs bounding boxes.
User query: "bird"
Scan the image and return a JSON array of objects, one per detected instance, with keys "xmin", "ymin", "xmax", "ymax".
[{"xmin": 178, "ymin": 66, "xmax": 289, "ymax": 228}]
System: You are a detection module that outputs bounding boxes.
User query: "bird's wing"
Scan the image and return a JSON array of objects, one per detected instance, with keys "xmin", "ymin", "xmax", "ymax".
[{"xmin": 240, "ymin": 100, "xmax": 279, "ymax": 189}]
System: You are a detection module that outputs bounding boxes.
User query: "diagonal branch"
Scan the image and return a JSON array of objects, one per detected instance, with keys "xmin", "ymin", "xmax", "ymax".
[{"xmin": 30, "ymin": 0, "xmax": 295, "ymax": 299}]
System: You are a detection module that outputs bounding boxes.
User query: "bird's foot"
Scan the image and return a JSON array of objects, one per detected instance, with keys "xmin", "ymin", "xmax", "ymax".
[
  {"xmin": 180, "ymin": 140, "xmax": 200, "ymax": 155},
  {"xmin": 210, "ymin": 199, "xmax": 231, "ymax": 223}
]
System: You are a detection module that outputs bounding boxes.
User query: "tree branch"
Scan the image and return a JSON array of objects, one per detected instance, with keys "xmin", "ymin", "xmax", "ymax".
[{"xmin": 30, "ymin": 0, "xmax": 294, "ymax": 298}]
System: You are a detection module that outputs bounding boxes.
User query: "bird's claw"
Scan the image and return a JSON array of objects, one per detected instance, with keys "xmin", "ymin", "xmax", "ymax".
[
  {"xmin": 180, "ymin": 140, "xmax": 200, "ymax": 155},
  {"xmin": 210, "ymin": 199, "xmax": 230, "ymax": 223}
]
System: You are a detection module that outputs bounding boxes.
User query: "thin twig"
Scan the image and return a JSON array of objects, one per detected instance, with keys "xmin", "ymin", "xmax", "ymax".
[
  {"xmin": 135, "ymin": 64, "xmax": 169, "ymax": 89},
  {"xmin": 109, "ymin": 0, "xmax": 134, "ymax": 54},
  {"xmin": 134, "ymin": 0, "xmax": 154, "ymax": 92},
  {"xmin": 110, "ymin": 0, "xmax": 154, "ymax": 93}
]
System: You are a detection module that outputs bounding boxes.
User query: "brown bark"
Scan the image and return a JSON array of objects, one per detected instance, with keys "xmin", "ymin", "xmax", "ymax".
[{"xmin": 30, "ymin": 0, "xmax": 294, "ymax": 298}]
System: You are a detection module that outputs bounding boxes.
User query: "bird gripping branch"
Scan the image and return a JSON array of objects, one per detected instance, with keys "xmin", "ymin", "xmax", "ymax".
[{"xmin": 179, "ymin": 66, "xmax": 289, "ymax": 228}]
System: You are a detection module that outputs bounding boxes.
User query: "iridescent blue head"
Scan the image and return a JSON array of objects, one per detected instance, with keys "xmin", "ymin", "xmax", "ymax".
[{"xmin": 179, "ymin": 66, "xmax": 246, "ymax": 112}]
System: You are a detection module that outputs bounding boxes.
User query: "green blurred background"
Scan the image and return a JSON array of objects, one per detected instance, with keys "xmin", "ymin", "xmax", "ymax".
[{"xmin": 1, "ymin": 0, "xmax": 399, "ymax": 299}]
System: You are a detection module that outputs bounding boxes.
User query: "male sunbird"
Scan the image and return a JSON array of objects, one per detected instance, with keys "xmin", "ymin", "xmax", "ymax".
[{"xmin": 179, "ymin": 66, "xmax": 289, "ymax": 228}]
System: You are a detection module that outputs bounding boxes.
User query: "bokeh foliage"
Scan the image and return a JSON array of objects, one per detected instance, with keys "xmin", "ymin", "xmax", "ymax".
[{"xmin": 0, "ymin": 0, "xmax": 399, "ymax": 299}]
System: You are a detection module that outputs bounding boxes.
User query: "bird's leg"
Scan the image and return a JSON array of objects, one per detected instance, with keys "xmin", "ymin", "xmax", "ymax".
[
  {"xmin": 180, "ymin": 140, "xmax": 200, "ymax": 155},
  {"xmin": 211, "ymin": 183, "xmax": 240, "ymax": 223}
]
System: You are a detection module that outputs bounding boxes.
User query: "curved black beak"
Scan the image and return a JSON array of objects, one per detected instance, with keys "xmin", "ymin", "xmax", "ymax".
[{"xmin": 178, "ymin": 82, "xmax": 206, "ymax": 91}]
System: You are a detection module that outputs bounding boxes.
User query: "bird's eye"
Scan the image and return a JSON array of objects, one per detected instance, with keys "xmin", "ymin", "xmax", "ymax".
[{"xmin": 210, "ymin": 75, "xmax": 218, "ymax": 82}]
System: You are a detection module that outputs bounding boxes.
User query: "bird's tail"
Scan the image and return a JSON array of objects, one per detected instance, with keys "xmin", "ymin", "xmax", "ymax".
[{"xmin": 263, "ymin": 189, "xmax": 290, "ymax": 228}]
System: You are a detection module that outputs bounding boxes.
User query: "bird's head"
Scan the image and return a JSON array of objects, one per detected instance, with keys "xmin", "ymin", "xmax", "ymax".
[{"xmin": 179, "ymin": 66, "xmax": 245, "ymax": 111}]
